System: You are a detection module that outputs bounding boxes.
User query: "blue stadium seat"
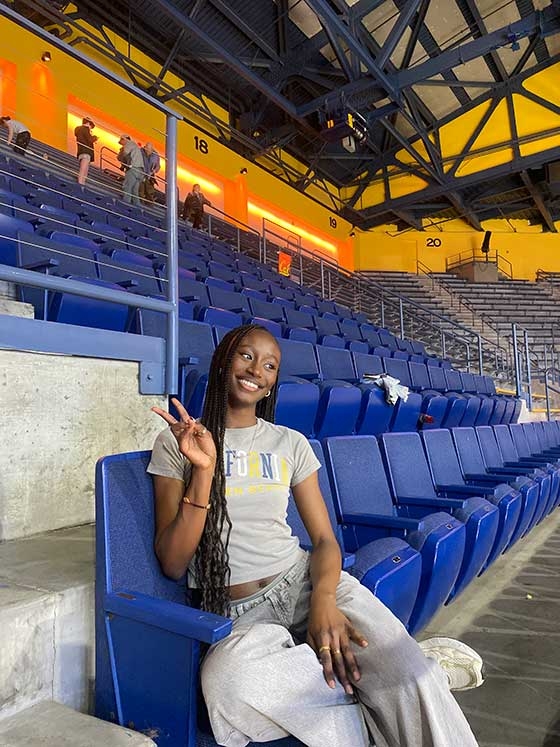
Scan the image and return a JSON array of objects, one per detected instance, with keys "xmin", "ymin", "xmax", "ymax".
[
  {"xmin": 421, "ymin": 429, "xmax": 523, "ymax": 565},
  {"xmin": 15, "ymin": 230, "xmax": 98, "ymax": 319},
  {"xmin": 451, "ymin": 427, "xmax": 541, "ymax": 539},
  {"xmin": 380, "ymin": 432, "xmax": 499, "ymax": 601},
  {"xmin": 323, "ymin": 435, "xmax": 465, "ymax": 635},
  {"xmin": 494, "ymin": 424, "xmax": 559, "ymax": 517},
  {"xmin": 0, "ymin": 213, "xmax": 35, "ymax": 265},
  {"xmin": 476, "ymin": 425, "xmax": 552, "ymax": 526},
  {"xmin": 97, "ymin": 249, "xmax": 161, "ymax": 296},
  {"xmin": 95, "ymin": 452, "xmax": 304, "ymax": 747},
  {"xmin": 300, "ymin": 441, "xmax": 422, "ymax": 625}
]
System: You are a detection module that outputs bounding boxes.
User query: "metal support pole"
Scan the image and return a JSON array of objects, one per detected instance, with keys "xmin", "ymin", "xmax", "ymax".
[
  {"xmin": 477, "ymin": 335, "xmax": 483, "ymax": 374},
  {"xmin": 512, "ymin": 323, "xmax": 522, "ymax": 398},
  {"xmin": 262, "ymin": 218, "xmax": 267, "ymax": 264},
  {"xmin": 299, "ymin": 253, "xmax": 303, "ymax": 285},
  {"xmin": 320, "ymin": 260, "xmax": 325, "ymax": 298},
  {"xmin": 524, "ymin": 330, "xmax": 533, "ymax": 411},
  {"xmin": 165, "ymin": 113, "xmax": 179, "ymax": 395},
  {"xmin": 465, "ymin": 342, "xmax": 471, "ymax": 372},
  {"xmin": 380, "ymin": 296, "xmax": 385, "ymax": 328},
  {"xmin": 399, "ymin": 298, "xmax": 404, "ymax": 339},
  {"xmin": 441, "ymin": 329, "xmax": 446, "ymax": 359},
  {"xmin": 237, "ymin": 227, "xmax": 241, "ymax": 252},
  {"xmin": 545, "ymin": 369, "xmax": 551, "ymax": 421}
]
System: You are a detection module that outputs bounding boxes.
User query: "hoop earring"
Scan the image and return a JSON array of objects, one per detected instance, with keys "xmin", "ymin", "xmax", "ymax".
[{"xmin": 265, "ymin": 391, "xmax": 271, "ymax": 398}]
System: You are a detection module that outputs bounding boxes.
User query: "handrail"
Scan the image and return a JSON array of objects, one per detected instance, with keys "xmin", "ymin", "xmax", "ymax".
[
  {"xmin": 544, "ymin": 367, "xmax": 560, "ymax": 421},
  {"xmin": 445, "ymin": 248, "xmax": 513, "ymax": 279},
  {"xmin": 206, "ymin": 206, "xmax": 262, "ymax": 254}
]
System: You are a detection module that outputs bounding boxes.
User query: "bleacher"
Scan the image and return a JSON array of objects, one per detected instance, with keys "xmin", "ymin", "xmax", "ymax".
[{"xmin": 1, "ymin": 132, "xmax": 559, "ymax": 747}]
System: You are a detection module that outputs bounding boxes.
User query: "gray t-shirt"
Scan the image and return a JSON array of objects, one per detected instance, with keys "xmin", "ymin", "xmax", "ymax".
[{"xmin": 147, "ymin": 419, "xmax": 320, "ymax": 586}]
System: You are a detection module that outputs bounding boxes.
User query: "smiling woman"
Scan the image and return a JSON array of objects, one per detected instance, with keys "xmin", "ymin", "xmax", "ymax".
[{"xmin": 146, "ymin": 323, "xmax": 480, "ymax": 747}]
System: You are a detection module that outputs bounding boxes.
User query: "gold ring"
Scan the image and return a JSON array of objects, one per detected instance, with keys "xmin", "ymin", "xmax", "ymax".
[
  {"xmin": 318, "ymin": 645, "xmax": 331, "ymax": 654},
  {"xmin": 199, "ymin": 426, "xmax": 207, "ymax": 435},
  {"xmin": 331, "ymin": 649, "xmax": 341, "ymax": 655}
]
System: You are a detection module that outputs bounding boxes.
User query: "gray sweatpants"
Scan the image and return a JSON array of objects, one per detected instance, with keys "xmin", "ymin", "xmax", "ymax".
[{"xmin": 201, "ymin": 551, "xmax": 478, "ymax": 747}]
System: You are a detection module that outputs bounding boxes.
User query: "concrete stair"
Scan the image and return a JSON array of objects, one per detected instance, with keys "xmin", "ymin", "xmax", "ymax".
[
  {"xmin": 0, "ymin": 701, "xmax": 155, "ymax": 745},
  {"xmin": 0, "ymin": 525, "xmax": 94, "ymax": 721}
]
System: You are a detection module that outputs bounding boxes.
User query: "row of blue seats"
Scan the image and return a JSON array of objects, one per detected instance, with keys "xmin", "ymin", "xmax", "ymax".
[
  {"xmin": 131, "ymin": 313, "xmax": 517, "ymax": 438},
  {"xmin": 1, "ymin": 223, "xmax": 439, "ymax": 366},
  {"xmin": 96, "ymin": 421, "xmax": 560, "ymax": 745}
]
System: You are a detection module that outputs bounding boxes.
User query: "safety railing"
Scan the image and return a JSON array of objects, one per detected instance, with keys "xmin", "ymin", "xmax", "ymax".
[
  {"xmin": 445, "ymin": 249, "xmax": 513, "ymax": 279},
  {"xmin": 544, "ymin": 367, "xmax": 560, "ymax": 421}
]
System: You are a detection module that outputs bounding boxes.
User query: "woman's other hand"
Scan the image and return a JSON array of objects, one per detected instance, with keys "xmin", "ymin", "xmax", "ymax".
[
  {"xmin": 307, "ymin": 593, "xmax": 368, "ymax": 695},
  {"xmin": 152, "ymin": 397, "xmax": 217, "ymax": 471}
]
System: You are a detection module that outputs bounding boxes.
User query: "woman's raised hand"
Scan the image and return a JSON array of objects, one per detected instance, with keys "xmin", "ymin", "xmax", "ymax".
[{"xmin": 152, "ymin": 398, "xmax": 217, "ymax": 471}]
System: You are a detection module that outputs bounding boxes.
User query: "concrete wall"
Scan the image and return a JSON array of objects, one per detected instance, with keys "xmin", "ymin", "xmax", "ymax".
[{"xmin": 0, "ymin": 350, "xmax": 166, "ymax": 541}]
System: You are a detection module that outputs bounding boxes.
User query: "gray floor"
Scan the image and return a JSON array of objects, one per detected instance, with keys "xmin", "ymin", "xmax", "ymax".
[{"xmin": 426, "ymin": 509, "xmax": 560, "ymax": 747}]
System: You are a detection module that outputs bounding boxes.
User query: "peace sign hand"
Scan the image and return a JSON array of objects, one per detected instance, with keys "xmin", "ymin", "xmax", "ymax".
[{"xmin": 152, "ymin": 398, "xmax": 217, "ymax": 472}]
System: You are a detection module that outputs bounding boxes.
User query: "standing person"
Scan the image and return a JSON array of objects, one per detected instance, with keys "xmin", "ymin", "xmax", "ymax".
[
  {"xmin": 148, "ymin": 324, "xmax": 482, "ymax": 747},
  {"xmin": 181, "ymin": 183, "xmax": 211, "ymax": 229},
  {"xmin": 0, "ymin": 116, "xmax": 31, "ymax": 155},
  {"xmin": 74, "ymin": 116, "xmax": 98, "ymax": 185},
  {"xmin": 117, "ymin": 134, "xmax": 144, "ymax": 206},
  {"xmin": 139, "ymin": 142, "xmax": 161, "ymax": 203}
]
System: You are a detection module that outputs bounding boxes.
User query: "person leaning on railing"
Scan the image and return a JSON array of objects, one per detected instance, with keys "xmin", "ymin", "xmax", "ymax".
[{"xmin": 0, "ymin": 115, "xmax": 31, "ymax": 155}]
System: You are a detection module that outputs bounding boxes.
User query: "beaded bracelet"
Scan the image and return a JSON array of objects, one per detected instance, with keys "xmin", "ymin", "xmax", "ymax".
[{"xmin": 183, "ymin": 495, "xmax": 211, "ymax": 510}]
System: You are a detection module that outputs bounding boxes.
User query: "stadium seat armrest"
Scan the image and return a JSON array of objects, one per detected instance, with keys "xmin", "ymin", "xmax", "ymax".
[
  {"xmin": 464, "ymin": 473, "xmax": 503, "ymax": 483},
  {"xmin": 342, "ymin": 512, "xmax": 424, "ymax": 531},
  {"xmin": 179, "ymin": 356, "xmax": 200, "ymax": 366},
  {"xmin": 397, "ymin": 495, "xmax": 465, "ymax": 509},
  {"xmin": 104, "ymin": 589, "xmax": 232, "ymax": 644},
  {"xmin": 437, "ymin": 483, "xmax": 495, "ymax": 496},
  {"xmin": 181, "ymin": 294, "xmax": 200, "ymax": 301},
  {"xmin": 342, "ymin": 552, "xmax": 356, "ymax": 569},
  {"xmin": 23, "ymin": 258, "xmax": 59, "ymax": 271}
]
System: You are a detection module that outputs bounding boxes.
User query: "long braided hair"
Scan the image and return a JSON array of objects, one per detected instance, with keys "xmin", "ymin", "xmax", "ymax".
[{"xmin": 194, "ymin": 324, "xmax": 279, "ymax": 615}]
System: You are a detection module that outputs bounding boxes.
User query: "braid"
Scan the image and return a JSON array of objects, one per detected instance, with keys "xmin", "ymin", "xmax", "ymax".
[{"xmin": 195, "ymin": 324, "xmax": 278, "ymax": 615}]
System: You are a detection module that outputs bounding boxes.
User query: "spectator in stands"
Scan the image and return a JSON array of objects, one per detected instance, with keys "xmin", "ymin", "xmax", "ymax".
[
  {"xmin": 74, "ymin": 116, "xmax": 98, "ymax": 185},
  {"xmin": 181, "ymin": 183, "xmax": 211, "ymax": 229},
  {"xmin": 117, "ymin": 134, "xmax": 144, "ymax": 206},
  {"xmin": 149, "ymin": 324, "xmax": 482, "ymax": 747},
  {"xmin": 0, "ymin": 115, "xmax": 31, "ymax": 155},
  {"xmin": 139, "ymin": 142, "xmax": 161, "ymax": 203}
]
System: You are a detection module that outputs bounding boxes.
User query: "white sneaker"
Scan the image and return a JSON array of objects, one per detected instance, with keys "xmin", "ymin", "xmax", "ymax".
[{"xmin": 418, "ymin": 637, "xmax": 485, "ymax": 691}]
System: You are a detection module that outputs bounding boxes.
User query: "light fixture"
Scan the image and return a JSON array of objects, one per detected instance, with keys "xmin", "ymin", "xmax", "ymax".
[
  {"xmin": 41, "ymin": 51, "xmax": 52, "ymax": 62},
  {"xmin": 349, "ymin": 229, "xmax": 356, "ymax": 238},
  {"xmin": 239, "ymin": 167, "xmax": 248, "ymax": 175}
]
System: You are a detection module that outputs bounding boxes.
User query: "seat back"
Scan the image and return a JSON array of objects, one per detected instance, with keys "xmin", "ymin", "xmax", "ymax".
[
  {"xmin": 451, "ymin": 427, "xmax": 490, "ymax": 476},
  {"xmin": 421, "ymin": 429, "xmax": 466, "ymax": 486},
  {"xmin": 427, "ymin": 366, "xmax": 447, "ymax": 391},
  {"xmin": 286, "ymin": 440, "xmax": 344, "ymax": 549},
  {"xmin": 352, "ymin": 352, "xmax": 383, "ymax": 380},
  {"xmin": 408, "ymin": 361, "xmax": 431, "ymax": 390},
  {"xmin": 324, "ymin": 436, "xmax": 396, "ymax": 517},
  {"xmin": 380, "ymin": 432, "xmax": 438, "ymax": 500},
  {"xmin": 475, "ymin": 426, "xmax": 506, "ymax": 470},
  {"xmin": 382, "ymin": 357, "xmax": 412, "ymax": 388},
  {"xmin": 96, "ymin": 452, "xmax": 186, "ymax": 602},
  {"xmin": 315, "ymin": 315, "xmax": 341, "ymax": 337},
  {"xmin": 521, "ymin": 422, "xmax": 542, "ymax": 456},
  {"xmin": 493, "ymin": 424, "xmax": 521, "ymax": 463},
  {"xmin": 314, "ymin": 345, "xmax": 356, "ymax": 382},
  {"xmin": 460, "ymin": 372, "xmax": 477, "ymax": 394},
  {"xmin": 444, "ymin": 369, "xmax": 463, "ymax": 392},
  {"xmin": 277, "ymin": 338, "xmax": 320, "ymax": 380}
]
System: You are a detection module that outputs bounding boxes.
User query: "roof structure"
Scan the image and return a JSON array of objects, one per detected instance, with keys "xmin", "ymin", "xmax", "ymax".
[{"xmin": 6, "ymin": 0, "xmax": 560, "ymax": 231}]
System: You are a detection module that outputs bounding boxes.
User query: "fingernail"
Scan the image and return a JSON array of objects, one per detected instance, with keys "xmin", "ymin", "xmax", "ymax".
[
  {"xmin": 345, "ymin": 685, "xmax": 353, "ymax": 695},
  {"xmin": 328, "ymin": 680, "xmax": 336, "ymax": 689},
  {"xmin": 353, "ymin": 670, "xmax": 361, "ymax": 681}
]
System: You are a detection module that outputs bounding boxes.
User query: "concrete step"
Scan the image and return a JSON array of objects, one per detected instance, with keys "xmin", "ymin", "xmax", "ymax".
[
  {"xmin": 0, "ymin": 299, "xmax": 34, "ymax": 319},
  {"xmin": 0, "ymin": 525, "xmax": 94, "ymax": 721},
  {"xmin": 0, "ymin": 701, "xmax": 155, "ymax": 746}
]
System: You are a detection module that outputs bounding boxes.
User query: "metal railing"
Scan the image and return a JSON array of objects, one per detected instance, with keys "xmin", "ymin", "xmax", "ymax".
[{"xmin": 445, "ymin": 249, "xmax": 513, "ymax": 279}]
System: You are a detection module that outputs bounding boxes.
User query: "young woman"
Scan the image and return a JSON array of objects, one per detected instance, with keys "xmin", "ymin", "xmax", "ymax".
[
  {"xmin": 148, "ymin": 324, "xmax": 480, "ymax": 747},
  {"xmin": 74, "ymin": 117, "xmax": 98, "ymax": 185}
]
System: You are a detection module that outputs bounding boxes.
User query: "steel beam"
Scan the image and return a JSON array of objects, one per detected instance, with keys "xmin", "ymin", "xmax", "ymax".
[
  {"xmin": 447, "ymin": 192, "xmax": 483, "ymax": 231},
  {"xmin": 395, "ymin": 4, "xmax": 560, "ymax": 89},
  {"xmin": 520, "ymin": 171, "xmax": 557, "ymax": 233},
  {"xmin": 377, "ymin": 0, "xmax": 423, "ymax": 70},
  {"xmin": 304, "ymin": 0, "xmax": 399, "ymax": 100},
  {"xmin": 206, "ymin": 0, "xmax": 282, "ymax": 61}
]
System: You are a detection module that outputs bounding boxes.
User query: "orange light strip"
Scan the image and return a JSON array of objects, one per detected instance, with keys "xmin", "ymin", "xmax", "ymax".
[
  {"xmin": 247, "ymin": 201, "xmax": 337, "ymax": 255},
  {"xmin": 67, "ymin": 113, "xmax": 221, "ymax": 196}
]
